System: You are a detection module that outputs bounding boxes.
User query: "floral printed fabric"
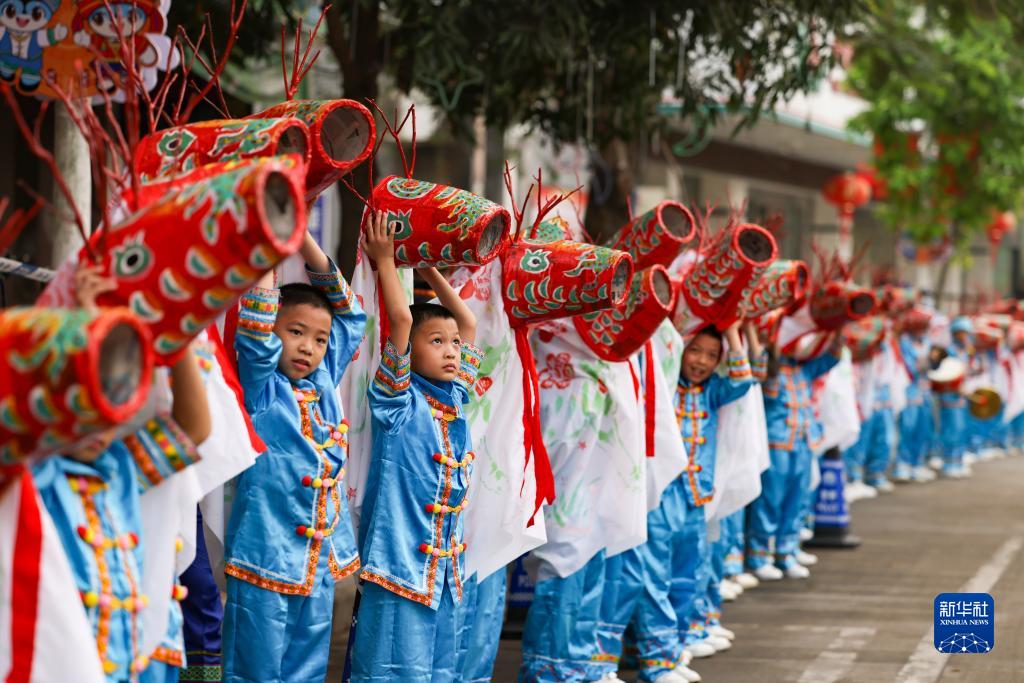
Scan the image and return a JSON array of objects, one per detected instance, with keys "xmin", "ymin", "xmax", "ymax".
[{"xmin": 530, "ymin": 321, "xmax": 647, "ymax": 581}]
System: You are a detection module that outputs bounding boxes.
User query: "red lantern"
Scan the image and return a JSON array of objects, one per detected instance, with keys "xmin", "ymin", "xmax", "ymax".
[
  {"xmin": 855, "ymin": 163, "xmax": 888, "ymax": 201},
  {"xmin": 987, "ymin": 210, "xmax": 1016, "ymax": 247},
  {"xmin": 822, "ymin": 172, "xmax": 872, "ymax": 244}
]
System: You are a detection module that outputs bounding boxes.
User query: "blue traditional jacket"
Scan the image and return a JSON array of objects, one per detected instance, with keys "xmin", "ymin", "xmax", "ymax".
[
  {"xmin": 226, "ymin": 260, "xmax": 366, "ymax": 595},
  {"xmin": 673, "ymin": 351, "xmax": 756, "ymax": 507},
  {"xmin": 899, "ymin": 334, "xmax": 931, "ymax": 406},
  {"xmin": 763, "ymin": 353, "xmax": 839, "ymax": 452},
  {"xmin": 32, "ymin": 416, "xmax": 199, "ymax": 680},
  {"xmin": 359, "ymin": 339, "xmax": 484, "ymax": 610}
]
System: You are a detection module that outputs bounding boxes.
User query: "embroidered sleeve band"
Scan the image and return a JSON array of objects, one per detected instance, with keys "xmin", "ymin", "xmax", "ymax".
[
  {"xmin": 751, "ymin": 350, "xmax": 769, "ymax": 381},
  {"xmin": 238, "ymin": 287, "xmax": 279, "ymax": 341},
  {"xmin": 726, "ymin": 351, "xmax": 753, "ymax": 380},
  {"xmin": 306, "ymin": 258, "xmax": 356, "ymax": 314},
  {"xmin": 373, "ymin": 339, "xmax": 412, "ymax": 396},
  {"xmin": 456, "ymin": 343, "xmax": 485, "ymax": 392},
  {"xmin": 126, "ymin": 415, "xmax": 201, "ymax": 492}
]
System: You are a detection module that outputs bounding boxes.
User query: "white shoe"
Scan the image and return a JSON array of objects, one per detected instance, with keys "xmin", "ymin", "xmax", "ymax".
[
  {"xmin": 686, "ymin": 641, "xmax": 717, "ymax": 658},
  {"xmin": 799, "ymin": 527, "xmax": 814, "ymax": 541},
  {"xmin": 676, "ymin": 665, "xmax": 702, "ymax": 682},
  {"xmin": 796, "ymin": 551, "xmax": 818, "ymax": 566},
  {"xmin": 652, "ymin": 672, "xmax": 690, "ymax": 683},
  {"xmin": 928, "ymin": 456, "xmax": 944, "ymax": 470},
  {"xmin": 681, "ymin": 649, "xmax": 693, "ymax": 666},
  {"xmin": 709, "ymin": 624, "xmax": 736, "ymax": 641},
  {"xmin": 596, "ymin": 674, "xmax": 626, "ymax": 683},
  {"xmin": 912, "ymin": 466, "xmax": 937, "ymax": 482},
  {"xmin": 734, "ymin": 572, "xmax": 759, "ymax": 589},
  {"xmin": 870, "ymin": 479, "xmax": 895, "ymax": 494},
  {"xmin": 722, "ymin": 577, "xmax": 743, "ymax": 595},
  {"xmin": 844, "ymin": 481, "xmax": 863, "ymax": 502},
  {"xmin": 963, "ymin": 451, "xmax": 978, "ymax": 465},
  {"xmin": 706, "ymin": 635, "xmax": 731, "ymax": 652},
  {"xmin": 785, "ymin": 564, "xmax": 811, "ymax": 579},
  {"xmin": 719, "ymin": 581, "xmax": 738, "ymax": 602},
  {"xmin": 752, "ymin": 564, "xmax": 784, "ymax": 581}
]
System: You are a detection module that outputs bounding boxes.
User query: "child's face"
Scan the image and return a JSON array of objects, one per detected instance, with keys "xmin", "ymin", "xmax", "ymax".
[
  {"xmin": 274, "ymin": 303, "xmax": 332, "ymax": 380},
  {"xmin": 70, "ymin": 427, "xmax": 119, "ymax": 463},
  {"xmin": 410, "ymin": 317, "xmax": 461, "ymax": 382},
  {"xmin": 681, "ymin": 332, "xmax": 722, "ymax": 384}
]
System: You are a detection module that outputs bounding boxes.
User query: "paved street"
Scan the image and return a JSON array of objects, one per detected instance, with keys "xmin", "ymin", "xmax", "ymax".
[
  {"xmin": 326, "ymin": 455, "xmax": 1024, "ymax": 682},
  {"xmin": 489, "ymin": 454, "xmax": 1024, "ymax": 682}
]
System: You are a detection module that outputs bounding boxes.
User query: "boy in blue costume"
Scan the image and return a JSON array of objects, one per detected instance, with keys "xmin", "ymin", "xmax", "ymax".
[
  {"xmin": 598, "ymin": 321, "xmax": 753, "ymax": 683},
  {"xmin": 670, "ymin": 324, "xmax": 759, "ymax": 666},
  {"xmin": 894, "ymin": 322, "xmax": 936, "ymax": 482},
  {"xmin": 351, "ymin": 211, "xmax": 484, "ymax": 681},
  {"xmin": 223, "ymin": 227, "xmax": 366, "ymax": 683},
  {"xmin": 33, "ymin": 264, "xmax": 211, "ymax": 681},
  {"xmin": 938, "ymin": 318, "xmax": 974, "ymax": 478},
  {"xmin": 746, "ymin": 342, "xmax": 840, "ymax": 581}
]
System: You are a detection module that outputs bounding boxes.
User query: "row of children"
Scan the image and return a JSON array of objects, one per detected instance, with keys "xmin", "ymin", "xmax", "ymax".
[{"xmin": 5, "ymin": 93, "xmax": 1016, "ymax": 683}]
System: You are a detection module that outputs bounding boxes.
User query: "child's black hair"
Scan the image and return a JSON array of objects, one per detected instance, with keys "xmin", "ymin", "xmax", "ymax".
[
  {"xmin": 693, "ymin": 324, "xmax": 723, "ymax": 346},
  {"xmin": 279, "ymin": 283, "xmax": 333, "ymax": 316},
  {"xmin": 410, "ymin": 302, "xmax": 455, "ymax": 332}
]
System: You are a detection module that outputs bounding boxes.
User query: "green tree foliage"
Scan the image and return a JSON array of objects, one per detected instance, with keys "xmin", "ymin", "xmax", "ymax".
[{"xmin": 847, "ymin": 1, "xmax": 1024, "ymax": 247}]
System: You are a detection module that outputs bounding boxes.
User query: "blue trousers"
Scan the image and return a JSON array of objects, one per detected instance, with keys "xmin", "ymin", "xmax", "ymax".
[
  {"xmin": 938, "ymin": 398, "xmax": 967, "ymax": 470},
  {"xmin": 722, "ymin": 511, "xmax": 745, "ymax": 577},
  {"xmin": 593, "ymin": 551, "xmax": 643, "ymax": 679},
  {"xmin": 599, "ymin": 480, "xmax": 689, "ymax": 682},
  {"xmin": 520, "ymin": 553, "xmax": 605, "ymax": 682},
  {"xmin": 1009, "ymin": 412, "xmax": 1024, "ymax": 449},
  {"xmin": 462, "ymin": 570, "xmax": 507, "ymax": 682},
  {"xmin": 844, "ymin": 408, "xmax": 895, "ymax": 483},
  {"xmin": 351, "ymin": 579, "xmax": 469, "ymax": 682},
  {"xmin": 222, "ymin": 565, "xmax": 335, "ymax": 683},
  {"xmin": 897, "ymin": 399, "xmax": 934, "ymax": 469},
  {"xmin": 747, "ymin": 441, "xmax": 813, "ymax": 568},
  {"xmin": 669, "ymin": 501, "xmax": 710, "ymax": 646},
  {"xmin": 180, "ymin": 510, "xmax": 222, "ymax": 682}
]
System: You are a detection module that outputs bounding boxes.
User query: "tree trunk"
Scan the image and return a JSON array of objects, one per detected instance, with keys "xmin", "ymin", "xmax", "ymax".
[
  {"xmin": 325, "ymin": 2, "xmax": 381, "ymax": 280},
  {"xmin": 583, "ymin": 137, "xmax": 634, "ymax": 244}
]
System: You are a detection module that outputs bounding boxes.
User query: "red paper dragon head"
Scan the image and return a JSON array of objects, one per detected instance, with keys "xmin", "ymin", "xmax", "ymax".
[
  {"xmin": 608, "ymin": 201, "xmax": 698, "ymax": 271},
  {"xmin": 39, "ymin": 156, "xmax": 307, "ymax": 364},
  {"xmin": 0, "ymin": 307, "xmax": 154, "ymax": 467},
  {"xmin": 371, "ymin": 175, "xmax": 511, "ymax": 267}
]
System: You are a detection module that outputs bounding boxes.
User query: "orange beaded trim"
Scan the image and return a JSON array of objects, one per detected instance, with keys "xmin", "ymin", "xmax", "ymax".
[
  {"xmin": 676, "ymin": 387, "xmax": 713, "ymax": 506},
  {"xmin": 328, "ymin": 552, "xmax": 360, "ymax": 581},
  {"xmin": 150, "ymin": 646, "xmax": 183, "ymax": 667},
  {"xmin": 360, "ymin": 570, "xmax": 433, "ymax": 607},
  {"xmin": 590, "ymin": 653, "xmax": 620, "ymax": 663},
  {"xmin": 638, "ymin": 657, "xmax": 678, "ymax": 669},
  {"xmin": 78, "ymin": 483, "xmax": 115, "ymax": 671}
]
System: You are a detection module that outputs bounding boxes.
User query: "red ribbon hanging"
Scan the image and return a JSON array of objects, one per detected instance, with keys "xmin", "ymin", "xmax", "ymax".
[
  {"xmin": 513, "ymin": 328, "xmax": 555, "ymax": 526},
  {"xmin": 7, "ymin": 467, "xmax": 42, "ymax": 683},
  {"xmin": 643, "ymin": 341, "xmax": 657, "ymax": 458}
]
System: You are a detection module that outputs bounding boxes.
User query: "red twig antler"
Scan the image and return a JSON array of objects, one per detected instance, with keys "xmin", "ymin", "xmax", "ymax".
[
  {"xmin": 502, "ymin": 161, "xmax": 533, "ymax": 241},
  {"xmin": 281, "ymin": 4, "xmax": 330, "ymax": 100},
  {"xmin": 366, "ymin": 99, "xmax": 416, "ymax": 178},
  {"xmin": 528, "ymin": 168, "xmax": 582, "ymax": 240},
  {"xmin": 0, "ymin": 84, "xmax": 93, "ymax": 261},
  {"xmin": 0, "ymin": 197, "xmax": 43, "ymax": 256},
  {"xmin": 173, "ymin": 0, "xmax": 247, "ymax": 125}
]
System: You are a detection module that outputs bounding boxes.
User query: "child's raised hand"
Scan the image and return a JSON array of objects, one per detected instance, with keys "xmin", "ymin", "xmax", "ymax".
[
  {"xmin": 73, "ymin": 262, "xmax": 117, "ymax": 315},
  {"xmin": 361, "ymin": 210, "xmax": 394, "ymax": 262},
  {"xmin": 724, "ymin": 319, "xmax": 744, "ymax": 350}
]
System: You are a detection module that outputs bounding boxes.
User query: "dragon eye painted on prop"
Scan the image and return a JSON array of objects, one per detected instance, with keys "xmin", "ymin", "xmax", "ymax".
[
  {"xmin": 370, "ymin": 175, "xmax": 512, "ymax": 267},
  {"xmin": 0, "ymin": 307, "xmax": 154, "ymax": 467},
  {"xmin": 500, "ymin": 219, "xmax": 634, "ymax": 326},
  {"xmin": 39, "ymin": 156, "xmax": 308, "ymax": 365}
]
